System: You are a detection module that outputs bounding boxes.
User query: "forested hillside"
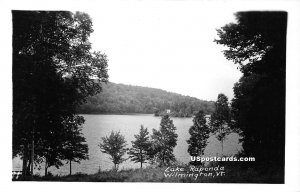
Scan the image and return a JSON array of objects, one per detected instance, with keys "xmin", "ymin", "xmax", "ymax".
[{"xmin": 78, "ymin": 82, "xmax": 215, "ymax": 116}]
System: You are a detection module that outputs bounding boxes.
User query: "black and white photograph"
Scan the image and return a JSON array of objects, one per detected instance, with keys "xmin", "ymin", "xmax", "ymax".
[{"xmin": 2, "ymin": 0, "xmax": 300, "ymax": 190}]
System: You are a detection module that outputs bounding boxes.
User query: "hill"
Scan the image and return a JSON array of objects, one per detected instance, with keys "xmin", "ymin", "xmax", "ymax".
[{"xmin": 77, "ymin": 82, "xmax": 215, "ymax": 117}]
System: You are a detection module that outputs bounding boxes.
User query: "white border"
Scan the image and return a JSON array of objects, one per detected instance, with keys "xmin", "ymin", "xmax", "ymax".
[{"xmin": 1, "ymin": 0, "xmax": 299, "ymax": 192}]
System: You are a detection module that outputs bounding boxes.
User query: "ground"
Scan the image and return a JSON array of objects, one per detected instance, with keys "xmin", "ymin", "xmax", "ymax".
[{"xmin": 13, "ymin": 162, "xmax": 284, "ymax": 183}]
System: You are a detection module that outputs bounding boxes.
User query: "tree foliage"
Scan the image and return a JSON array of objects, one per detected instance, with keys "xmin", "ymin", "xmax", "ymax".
[
  {"xmin": 13, "ymin": 11, "xmax": 108, "ymax": 175},
  {"xmin": 61, "ymin": 115, "xmax": 89, "ymax": 175},
  {"xmin": 150, "ymin": 115, "xmax": 178, "ymax": 166},
  {"xmin": 99, "ymin": 131, "xmax": 127, "ymax": 170},
  {"xmin": 210, "ymin": 93, "xmax": 232, "ymax": 155},
  {"xmin": 215, "ymin": 12, "xmax": 287, "ymax": 176},
  {"xmin": 78, "ymin": 82, "xmax": 215, "ymax": 116},
  {"xmin": 128, "ymin": 125, "xmax": 151, "ymax": 168},
  {"xmin": 187, "ymin": 110, "xmax": 210, "ymax": 165}
]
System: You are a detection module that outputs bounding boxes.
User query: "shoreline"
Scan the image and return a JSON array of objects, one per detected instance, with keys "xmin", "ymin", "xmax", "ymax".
[{"xmin": 78, "ymin": 113, "xmax": 195, "ymax": 118}]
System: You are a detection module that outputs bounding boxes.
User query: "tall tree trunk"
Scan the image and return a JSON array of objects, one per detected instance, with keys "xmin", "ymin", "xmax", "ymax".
[
  {"xmin": 69, "ymin": 160, "xmax": 72, "ymax": 175},
  {"xmin": 22, "ymin": 157, "xmax": 27, "ymax": 176}
]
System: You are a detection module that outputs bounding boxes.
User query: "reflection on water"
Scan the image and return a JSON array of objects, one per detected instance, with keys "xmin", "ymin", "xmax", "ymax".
[{"xmin": 13, "ymin": 114, "xmax": 242, "ymax": 176}]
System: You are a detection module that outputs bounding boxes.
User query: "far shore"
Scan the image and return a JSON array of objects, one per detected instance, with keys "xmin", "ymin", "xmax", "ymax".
[
  {"xmin": 79, "ymin": 112, "xmax": 154, "ymax": 116},
  {"xmin": 78, "ymin": 113, "xmax": 195, "ymax": 118}
]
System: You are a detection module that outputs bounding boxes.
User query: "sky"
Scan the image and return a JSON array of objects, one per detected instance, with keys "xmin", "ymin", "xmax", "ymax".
[{"xmin": 86, "ymin": 2, "xmax": 242, "ymax": 101}]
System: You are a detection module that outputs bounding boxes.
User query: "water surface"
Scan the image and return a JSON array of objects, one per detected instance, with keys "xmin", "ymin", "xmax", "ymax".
[{"xmin": 13, "ymin": 114, "xmax": 242, "ymax": 175}]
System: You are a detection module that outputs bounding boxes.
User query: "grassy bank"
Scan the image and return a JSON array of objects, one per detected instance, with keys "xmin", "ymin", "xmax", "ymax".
[{"xmin": 14, "ymin": 163, "xmax": 284, "ymax": 183}]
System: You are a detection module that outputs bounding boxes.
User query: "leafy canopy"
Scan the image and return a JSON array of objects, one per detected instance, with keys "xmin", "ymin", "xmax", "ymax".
[
  {"xmin": 13, "ymin": 11, "xmax": 108, "ymax": 174},
  {"xmin": 187, "ymin": 110, "xmax": 210, "ymax": 161},
  {"xmin": 128, "ymin": 125, "xmax": 151, "ymax": 168},
  {"xmin": 215, "ymin": 12, "xmax": 286, "ymax": 174},
  {"xmin": 150, "ymin": 115, "xmax": 178, "ymax": 166},
  {"xmin": 99, "ymin": 131, "xmax": 127, "ymax": 169}
]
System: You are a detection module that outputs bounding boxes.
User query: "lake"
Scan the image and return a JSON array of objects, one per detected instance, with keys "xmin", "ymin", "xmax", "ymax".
[{"xmin": 13, "ymin": 114, "xmax": 242, "ymax": 176}]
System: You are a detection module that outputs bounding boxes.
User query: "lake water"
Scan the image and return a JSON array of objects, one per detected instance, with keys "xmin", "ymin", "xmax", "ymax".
[{"xmin": 13, "ymin": 114, "xmax": 242, "ymax": 176}]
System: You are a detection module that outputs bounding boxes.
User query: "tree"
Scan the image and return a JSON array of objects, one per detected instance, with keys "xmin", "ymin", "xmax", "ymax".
[
  {"xmin": 61, "ymin": 115, "xmax": 89, "ymax": 176},
  {"xmin": 187, "ymin": 110, "xmax": 210, "ymax": 165},
  {"xmin": 151, "ymin": 115, "xmax": 178, "ymax": 166},
  {"xmin": 99, "ymin": 131, "xmax": 127, "ymax": 170},
  {"xmin": 12, "ymin": 11, "xmax": 108, "ymax": 176},
  {"xmin": 215, "ymin": 12, "xmax": 287, "ymax": 179},
  {"xmin": 210, "ymin": 94, "xmax": 231, "ymax": 156},
  {"xmin": 128, "ymin": 125, "xmax": 151, "ymax": 168}
]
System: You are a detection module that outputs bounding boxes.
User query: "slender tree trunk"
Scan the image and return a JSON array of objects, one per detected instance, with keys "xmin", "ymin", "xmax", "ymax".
[
  {"xmin": 45, "ymin": 158, "xmax": 47, "ymax": 176},
  {"xmin": 31, "ymin": 128, "xmax": 34, "ymax": 176},
  {"xmin": 30, "ymin": 118, "xmax": 35, "ymax": 176},
  {"xmin": 162, "ymin": 151, "xmax": 165, "ymax": 166},
  {"xmin": 69, "ymin": 160, "xmax": 72, "ymax": 175},
  {"xmin": 140, "ymin": 149, "xmax": 143, "ymax": 169},
  {"xmin": 27, "ymin": 157, "xmax": 31, "ymax": 175},
  {"xmin": 22, "ymin": 146, "xmax": 28, "ymax": 176},
  {"xmin": 22, "ymin": 157, "xmax": 27, "ymax": 176},
  {"xmin": 221, "ymin": 139, "xmax": 224, "ymax": 156}
]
